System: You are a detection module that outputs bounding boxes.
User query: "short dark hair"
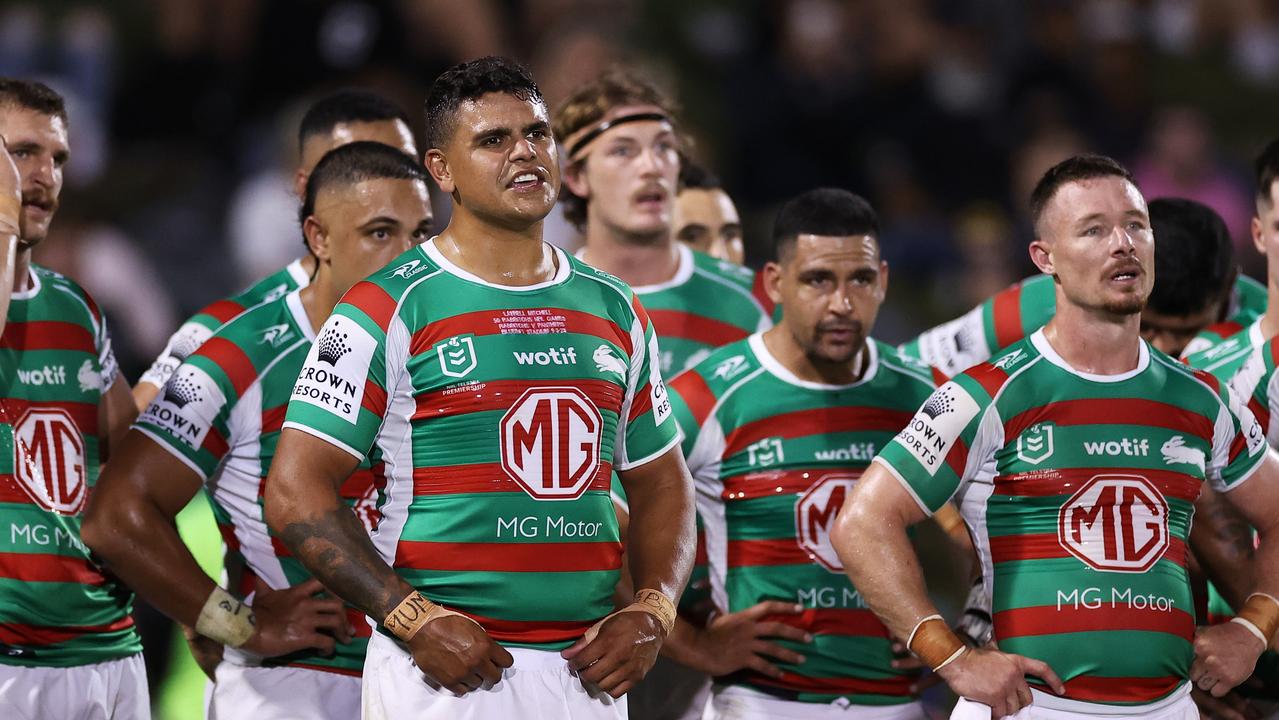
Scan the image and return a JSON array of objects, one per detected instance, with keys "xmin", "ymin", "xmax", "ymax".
[
  {"xmin": 553, "ymin": 69, "xmax": 679, "ymax": 230},
  {"xmin": 1255, "ymin": 139, "xmax": 1279, "ymax": 207},
  {"xmin": 1029, "ymin": 154, "xmax": 1135, "ymax": 232},
  {"xmin": 424, "ymin": 56, "xmax": 543, "ymax": 150},
  {"xmin": 297, "ymin": 90, "xmax": 410, "ymax": 152},
  {"xmin": 300, "ymin": 141, "xmax": 428, "ymax": 225},
  {"xmin": 1146, "ymin": 197, "xmax": 1235, "ymax": 316},
  {"xmin": 679, "ymin": 159, "xmax": 722, "ymax": 192},
  {"xmin": 0, "ymin": 78, "xmax": 67, "ymax": 123},
  {"xmin": 772, "ymin": 188, "xmax": 879, "ymax": 261}
]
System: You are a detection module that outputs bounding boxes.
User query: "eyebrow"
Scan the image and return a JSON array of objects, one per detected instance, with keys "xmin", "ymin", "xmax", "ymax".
[
  {"xmin": 472, "ymin": 120, "xmax": 550, "ymax": 142},
  {"xmin": 357, "ymin": 216, "xmax": 402, "ymax": 230}
]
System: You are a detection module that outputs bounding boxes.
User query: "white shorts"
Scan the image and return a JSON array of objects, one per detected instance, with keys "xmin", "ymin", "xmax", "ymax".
[
  {"xmin": 206, "ymin": 661, "xmax": 361, "ymax": 720},
  {"xmin": 711, "ymin": 684, "xmax": 927, "ymax": 720},
  {"xmin": 361, "ymin": 631, "xmax": 626, "ymax": 719},
  {"xmin": 0, "ymin": 653, "xmax": 149, "ymax": 720},
  {"xmin": 950, "ymin": 684, "xmax": 1196, "ymax": 720}
]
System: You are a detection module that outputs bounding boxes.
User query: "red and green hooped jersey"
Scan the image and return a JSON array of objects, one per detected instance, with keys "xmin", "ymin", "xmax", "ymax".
[
  {"xmin": 139, "ymin": 259, "xmax": 311, "ymax": 389},
  {"xmin": 1183, "ymin": 320, "xmax": 1264, "ymax": 382},
  {"xmin": 0, "ymin": 265, "xmax": 141, "ymax": 667},
  {"xmin": 282, "ymin": 240, "xmax": 679, "ymax": 651},
  {"xmin": 901, "ymin": 274, "xmax": 1267, "ymax": 377},
  {"xmin": 878, "ymin": 330, "xmax": 1266, "ymax": 707},
  {"xmin": 669, "ymin": 334, "xmax": 935, "ymax": 703},
  {"xmin": 134, "ymin": 290, "xmax": 378, "ymax": 675}
]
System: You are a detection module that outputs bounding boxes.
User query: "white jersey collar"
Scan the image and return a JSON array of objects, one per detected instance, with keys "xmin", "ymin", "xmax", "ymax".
[
  {"xmin": 1031, "ymin": 328, "xmax": 1149, "ymax": 382},
  {"xmin": 748, "ymin": 332, "xmax": 879, "ymax": 390},
  {"xmin": 575, "ymin": 243, "xmax": 693, "ymax": 294},
  {"xmin": 285, "ymin": 288, "xmax": 317, "ymax": 341},
  {"xmin": 425, "ymin": 237, "xmax": 571, "ymax": 291}
]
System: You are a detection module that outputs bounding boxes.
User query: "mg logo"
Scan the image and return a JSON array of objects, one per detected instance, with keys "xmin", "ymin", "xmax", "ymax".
[
  {"xmin": 795, "ymin": 474, "xmax": 858, "ymax": 572},
  {"xmin": 500, "ymin": 387, "xmax": 603, "ymax": 501},
  {"xmin": 13, "ymin": 408, "xmax": 88, "ymax": 516},
  {"xmin": 1058, "ymin": 474, "xmax": 1169, "ymax": 572},
  {"xmin": 1016, "ymin": 422, "xmax": 1054, "ymax": 465},
  {"xmin": 437, "ymin": 336, "xmax": 478, "ymax": 378}
]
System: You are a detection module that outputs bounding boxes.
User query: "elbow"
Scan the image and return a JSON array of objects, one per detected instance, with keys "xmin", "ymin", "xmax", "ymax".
[
  {"xmin": 262, "ymin": 470, "xmax": 295, "ymax": 536},
  {"xmin": 831, "ymin": 502, "xmax": 868, "ymax": 570},
  {"xmin": 81, "ymin": 492, "xmax": 132, "ymax": 562}
]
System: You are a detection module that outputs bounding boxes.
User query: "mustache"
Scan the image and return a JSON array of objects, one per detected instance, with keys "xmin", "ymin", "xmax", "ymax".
[
  {"xmin": 22, "ymin": 191, "xmax": 56, "ymax": 211},
  {"xmin": 816, "ymin": 320, "xmax": 863, "ymax": 334}
]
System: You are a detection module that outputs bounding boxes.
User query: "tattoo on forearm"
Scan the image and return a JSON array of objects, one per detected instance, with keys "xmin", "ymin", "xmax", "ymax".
[{"xmin": 278, "ymin": 507, "xmax": 404, "ymax": 619}]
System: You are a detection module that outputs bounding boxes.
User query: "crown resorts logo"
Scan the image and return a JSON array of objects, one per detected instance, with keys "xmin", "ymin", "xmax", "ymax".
[
  {"xmin": 921, "ymin": 390, "xmax": 955, "ymax": 420},
  {"xmin": 163, "ymin": 372, "xmax": 202, "ymax": 409},
  {"xmin": 317, "ymin": 328, "xmax": 352, "ymax": 366}
]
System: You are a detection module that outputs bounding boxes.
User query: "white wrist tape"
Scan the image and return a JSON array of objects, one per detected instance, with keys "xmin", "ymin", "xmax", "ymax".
[
  {"xmin": 1232, "ymin": 617, "xmax": 1268, "ymax": 646},
  {"xmin": 907, "ymin": 614, "xmax": 944, "ymax": 650},
  {"xmin": 195, "ymin": 587, "xmax": 255, "ymax": 648}
]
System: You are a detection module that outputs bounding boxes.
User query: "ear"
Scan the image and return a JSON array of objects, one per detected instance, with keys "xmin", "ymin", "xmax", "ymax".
[
  {"xmin": 561, "ymin": 161, "xmax": 590, "ymax": 201},
  {"xmin": 302, "ymin": 216, "xmax": 330, "ymax": 263},
  {"xmin": 1253, "ymin": 216, "xmax": 1267, "ymax": 256},
  {"xmin": 293, "ymin": 169, "xmax": 309, "ymax": 201},
  {"xmin": 876, "ymin": 260, "xmax": 889, "ymax": 301},
  {"xmin": 763, "ymin": 261, "xmax": 784, "ymax": 306},
  {"xmin": 425, "ymin": 149, "xmax": 454, "ymax": 194},
  {"xmin": 1029, "ymin": 237, "xmax": 1054, "ymax": 275}
]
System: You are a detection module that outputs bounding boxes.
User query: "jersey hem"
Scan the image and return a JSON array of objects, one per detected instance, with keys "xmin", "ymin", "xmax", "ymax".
[
  {"xmin": 279, "ymin": 422, "xmax": 365, "ymax": 461},
  {"xmin": 1029, "ymin": 679, "xmax": 1188, "ymax": 714},
  {"xmin": 614, "ymin": 431, "xmax": 681, "ymax": 472},
  {"xmin": 872, "ymin": 457, "xmax": 935, "ymax": 518},
  {"xmin": 133, "ymin": 427, "xmax": 212, "ymax": 481}
]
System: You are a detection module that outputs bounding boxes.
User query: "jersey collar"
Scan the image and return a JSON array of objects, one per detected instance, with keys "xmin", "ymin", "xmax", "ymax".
[
  {"xmin": 426, "ymin": 237, "xmax": 571, "ymax": 291},
  {"xmin": 574, "ymin": 243, "xmax": 694, "ymax": 294},
  {"xmin": 748, "ymin": 332, "xmax": 879, "ymax": 390},
  {"xmin": 1031, "ymin": 328, "xmax": 1149, "ymax": 382},
  {"xmin": 285, "ymin": 288, "xmax": 317, "ymax": 341},
  {"xmin": 10, "ymin": 266, "xmax": 41, "ymax": 301}
]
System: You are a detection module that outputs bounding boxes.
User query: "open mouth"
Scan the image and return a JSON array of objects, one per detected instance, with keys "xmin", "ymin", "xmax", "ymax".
[
  {"xmin": 508, "ymin": 172, "xmax": 544, "ymax": 191},
  {"xmin": 1109, "ymin": 268, "xmax": 1141, "ymax": 283}
]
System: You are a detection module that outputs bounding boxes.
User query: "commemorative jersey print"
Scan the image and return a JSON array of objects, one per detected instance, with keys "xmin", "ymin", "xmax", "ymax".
[
  {"xmin": 140, "ymin": 258, "xmax": 311, "ymax": 389},
  {"xmin": 901, "ymin": 273, "xmax": 1267, "ymax": 377},
  {"xmin": 668, "ymin": 334, "xmax": 935, "ymax": 704},
  {"xmin": 0, "ymin": 266, "xmax": 141, "ymax": 667},
  {"xmin": 136, "ymin": 290, "xmax": 380, "ymax": 675},
  {"xmin": 283, "ymin": 241, "xmax": 678, "ymax": 650},
  {"xmin": 878, "ymin": 331, "xmax": 1266, "ymax": 705}
]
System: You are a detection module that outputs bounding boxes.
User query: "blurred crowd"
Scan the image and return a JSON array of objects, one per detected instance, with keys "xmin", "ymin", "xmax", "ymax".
[{"xmin": 6, "ymin": 0, "xmax": 1279, "ymax": 392}]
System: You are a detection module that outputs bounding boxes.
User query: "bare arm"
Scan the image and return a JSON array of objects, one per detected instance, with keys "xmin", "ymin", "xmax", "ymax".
[
  {"xmin": 0, "ymin": 232, "xmax": 13, "ymax": 336},
  {"xmin": 131, "ymin": 381, "xmax": 161, "ymax": 415},
  {"xmin": 97, "ymin": 376, "xmax": 138, "ymax": 463},
  {"xmin": 0, "ymin": 135, "xmax": 19, "ymax": 336},
  {"xmin": 616, "ymin": 447, "xmax": 696, "ymax": 600},
  {"xmin": 1190, "ymin": 484, "xmax": 1255, "ymax": 611}
]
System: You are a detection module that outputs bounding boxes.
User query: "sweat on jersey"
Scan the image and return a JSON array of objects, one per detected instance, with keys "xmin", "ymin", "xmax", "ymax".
[
  {"xmin": 0, "ymin": 266, "xmax": 142, "ymax": 667},
  {"xmin": 878, "ymin": 331, "xmax": 1266, "ymax": 707},
  {"xmin": 139, "ymin": 258, "xmax": 311, "ymax": 389},
  {"xmin": 282, "ymin": 240, "xmax": 680, "ymax": 651},
  {"xmin": 134, "ymin": 289, "xmax": 379, "ymax": 675},
  {"xmin": 669, "ymin": 334, "xmax": 935, "ymax": 704},
  {"xmin": 901, "ymin": 274, "xmax": 1267, "ymax": 377}
]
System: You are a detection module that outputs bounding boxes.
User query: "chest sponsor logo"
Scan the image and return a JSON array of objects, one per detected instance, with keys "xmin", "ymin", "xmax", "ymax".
[
  {"xmin": 16, "ymin": 364, "xmax": 66, "ymax": 386},
  {"xmin": 387, "ymin": 259, "xmax": 428, "ymax": 279},
  {"xmin": 142, "ymin": 366, "xmax": 220, "ymax": 450},
  {"xmin": 77, "ymin": 360, "xmax": 103, "ymax": 394},
  {"xmin": 1083, "ymin": 437, "xmax": 1148, "ymax": 457},
  {"xmin": 12, "ymin": 408, "xmax": 87, "ymax": 516},
  {"xmin": 1016, "ymin": 422, "xmax": 1054, "ymax": 465},
  {"xmin": 437, "ymin": 335, "xmax": 478, "ymax": 379},
  {"xmin": 514, "ymin": 347, "xmax": 578, "ymax": 366},
  {"xmin": 500, "ymin": 387, "xmax": 603, "ymax": 500},
  {"xmin": 1160, "ymin": 436, "xmax": 1205, "ymax": 474},
  {"xmin": 795, "ymin": 473, "xmax": 858, "ymax": 572},
  {"xmin": 294, "ymin": 317, "xmax": 377, "ymax": 424},
  {"xmin": 1058, "ymin": 474, "xmax": 1169, "ymax": 572},
  {"xmin": 711, "ymin": 355, "xmax": 748, "ymax": 381},
  {"xmin": 895, "ymin": 382, "xmax": 981, "ymax": 475},
  {"xmin": 260, "ymin": 323, "xmax": 294, "ymax": 348},
  {"xmin": 746, "ymin": 437, "xmax": 784, "ymax": 467},
  {"xmin": 814, "ymin": 442, "xmax": 877, "ymax": 462}
]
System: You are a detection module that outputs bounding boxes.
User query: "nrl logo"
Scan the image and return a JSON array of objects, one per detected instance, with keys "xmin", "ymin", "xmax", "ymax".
[
  {"xmin": 387, "ymin": 259, "xmax": 428, "ymax": 279},
  {"xmin": 438, "ymin": 335, "xmax": 478, "ymax": 378},
  {"xmin": 1016, "ymin": 422, "xmax": 1055, "ymax": 465}
]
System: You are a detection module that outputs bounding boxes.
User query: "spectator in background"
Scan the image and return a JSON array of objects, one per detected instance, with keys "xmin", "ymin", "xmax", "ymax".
[{"xmin": 673, "ymin": 159, "xmax": 744, "ymax": 265}]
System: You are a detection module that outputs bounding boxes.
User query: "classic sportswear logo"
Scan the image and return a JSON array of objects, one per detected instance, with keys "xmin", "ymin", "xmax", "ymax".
[
  {"xmin": 77, "ymin": 360, "xmax": 102, "ymax": 393},
  {"xmin": 1016, "ymin": 422, "xmax": 1054, "ymax": 464},
  {"xmin": 515, "ymin": 347, "xmax": 578, "ymax": 366},
  {"xmin": 317, "ymin": 329, "xmax": 352, "ymax": 365},
  {"xmin": 993, "ymin": 349, "xmax": 1026, "ymax": 371},
  {"xmin": 1083, "ymin": 437, "xmax": 1149, "ymax": 457},
  {"xmin": 16, "ymin": 365, "xmax": 66, "ymax": 386},
  {"xmin": 260, "ymin": 324, "xmax": 294, "ymax": 348},
  {"xmin": 594, "ymin": 345, "xmax": 627, "ymax": 375},
  {"xmin": 1161, "ymin": 436, "xmax": 1205, "ymax": 473},
  {"xmin": 387, "ymin": 259, "xmax": 428, "ymax": 279},
  {"xmin": 712, "ymin": 355, "xmax": 748, "ymax": 381},
  {"xmin": 437, "ymin": 336, "xmax": 478, "ymax": 378}
]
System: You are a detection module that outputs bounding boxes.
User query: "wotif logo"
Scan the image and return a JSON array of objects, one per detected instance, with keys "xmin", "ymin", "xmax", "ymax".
[
  {"xmin": 514, "ymin": 347, "xmax": 578, "ymax": 366},
  {"xmin": 1083, "ymin": 437, "xmax": 1149, "ymax": 457},
  {"xmin": 16, "ymin": 365, "xmax": 66, "ymax": 386}
]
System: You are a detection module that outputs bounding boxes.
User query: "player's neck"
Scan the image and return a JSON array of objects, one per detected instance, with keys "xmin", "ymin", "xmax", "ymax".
[
  {"xmin": 1042, "ymin": 300, "xmax": 1142, "ymax": 376},
  {"xmin": 434, "ymin": 213, "xmax": 557, "ymax": 287},
  {"xmin": 1260, "ymin": 270, "xmax": 1279, "ymax": 341},
  {"xmin": 298, "ymin": 275, "xmax": 340, "ymax": 335},
  {"xmin": 11, "ymin": 244, "xmax": 32, "ymax": 294},
  {"xmin": 580, "ymin": 220, "xmax": 678, "ymax": 287},
  {"xmin": 762, "ymin": 325, "xmax": 866, "ymax": 385}
]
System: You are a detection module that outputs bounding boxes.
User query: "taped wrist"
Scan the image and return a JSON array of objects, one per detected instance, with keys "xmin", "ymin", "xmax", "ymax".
[
  {"xmin": 908, "ymin": 615, "xmax": 967, "ymax": 671},
  {"xmin": 1235, "ymin": 593, "xmax": 1279, "ymax": 647},
  {"xmin": 626, "ymin": 589, "xmax": 677, "ymax": 635},
  {"xmin": 195, "ymin": 587, "xmax": 255, "ymax": 648},
  {"xmin": 383, "ymin": 591, "xmax": 476, "ymax": 643}
]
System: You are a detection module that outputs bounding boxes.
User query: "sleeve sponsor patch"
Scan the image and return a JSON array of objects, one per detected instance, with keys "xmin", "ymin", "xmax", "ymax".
[
  {"xmin": 893, "ymin": 381, "xmax": 981, "ymax": 475},
  {"xmin": 647, "ymin": 333, "xmax": 672, "ymax": 426},
  {"xmin": 292, "ymin": 316, "xmax": 378, "ymax": 424},
  {"xmin": 140, "ymin": 365, "xmax": 226, "ymax": 450}
]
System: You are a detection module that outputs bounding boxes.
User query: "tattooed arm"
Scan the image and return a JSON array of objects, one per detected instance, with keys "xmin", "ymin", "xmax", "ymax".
[
  {"xmin": 1190, "ymin": 484, "xmax": 1255, "ymax": 612},
  {"xmin": 264, "ymin": 428, "xmax": 513, "ymax": 694}
]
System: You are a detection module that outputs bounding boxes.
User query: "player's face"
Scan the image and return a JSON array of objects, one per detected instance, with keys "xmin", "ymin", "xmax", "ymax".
[
  {"xmin": 674, "ymin": 188, "xmax": 744, "ymax": 264},
  {"xmin": 429, "ymin": 92, "xmax": 559, "ymax": 229},
  {"xmin": 296, "ymin": 119, "xmax": 418, "ymax": 198},
  {"xmin": 1253, "ymin": 181, "xmax": 1279, "ymax": 285},
  {"xmin": 0, "ymin": 108, "xmax": 68, "ymax": 247},
  {"xmin": 311, "ymin": 177, "xmax": 433, "ymax": 293},
  {"xmin": 766, "ymin": 234, "xmax": 887, "ymax": 367},
  {"xmin": 568, "ymin": 111, "xmax": 679, "ymax": 242},
  {"xmin": 1140, "ymin": 304, "xmax": 1219, "ymax": 356},
  {"xmin": 1032, "ymin": 177, "xmax": 1153, "ymax": 319}
]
